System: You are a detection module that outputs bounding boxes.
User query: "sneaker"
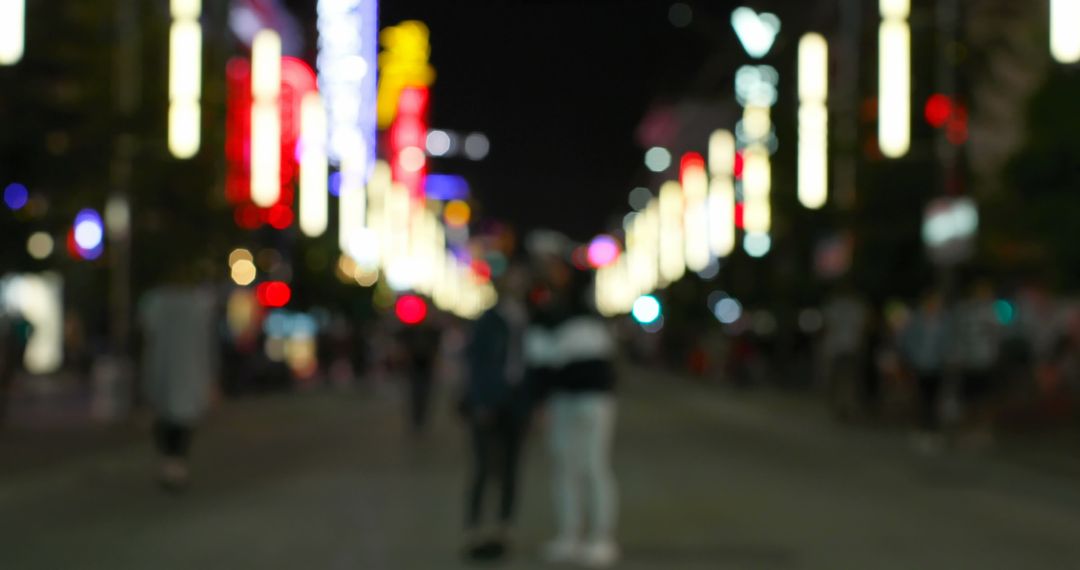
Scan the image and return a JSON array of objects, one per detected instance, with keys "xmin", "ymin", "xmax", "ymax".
[
  {"xmin": 158, "ymin": 459, "xmax": 189, "ymax": 493},
  {"xmin": 541, "ymin": 538, "xmax": 582, "ymax": 564},
  {"xmin": 578, "ymin": 541, "xmax": 620, "ymax": 568}
]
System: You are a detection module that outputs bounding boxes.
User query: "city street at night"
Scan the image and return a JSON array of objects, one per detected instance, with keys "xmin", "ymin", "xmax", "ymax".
[
  {"xmin": 4, "ymin": 366, "xmax": 1080, "ymax": 569},
  {"xmin": 6, "ymin": 1, "xmax": 1080, "ymax": 567}
]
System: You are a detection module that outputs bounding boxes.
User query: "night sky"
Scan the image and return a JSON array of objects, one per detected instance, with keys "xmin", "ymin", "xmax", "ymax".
[{"xmin": 373, "ymin": 1, "xmax": 737, "ymax": 241}]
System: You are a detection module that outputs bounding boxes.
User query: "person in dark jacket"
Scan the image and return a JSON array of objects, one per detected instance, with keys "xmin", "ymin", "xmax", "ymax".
[
  {"xmin": 398, "ymin": 318, "xmax": 442, "ymax": 434},
  {"xmin": 529, "ymin": 258, "xmax": 620, "ymax": 568},
  {"xmin": 460, "ymin": 264, "xmax": 532, "ymax": 561}
]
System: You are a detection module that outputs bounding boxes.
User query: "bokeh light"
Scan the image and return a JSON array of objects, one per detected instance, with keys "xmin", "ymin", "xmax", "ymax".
[
  {"xmin": 426, "ymin": 129, "xmax": 452, "ymax": 156},
  {"xmin": 399, "ymin": 145, "xmax": 427, "ymax": 172},
  {"xmin": 714, "ymin": 296, "xmax": 743, "ymax": 324},
  {"xmin": 256, "ymin": 281, "xmax": 291, "ymax": 308},
  {"xmin": 644, "ymin": 146, "xmax": 672, "ymax": 172},
  {"xmin": 4, "ymin": 183, "xmax": 28, "ymax": 210},
  {"xmin": 73, "ymin": 209, "xmax": 105, "ymax": 253},
  {"xmin": 444, "ymin": 200, "xmax": 471, "ymax": 227},
  {"xmin": 628, "ymin": 187, "xmax": 652, "ymax": 211},
  {"xmin": 396, "ymin": 294, "xmax": 428, "ymax": 325},
  {"xmin": 587, "ymin": 234, "xmax": 620, "ymax": 268},
  {"xmin": 26, "ymin": 232, "xmax": 53, "ymax": 260},
  {"xmin": 463, "ymin": 132, "xmax": 490, "ymax": 160},
  {"xmin": 632, "ymin": 294, "xmax": 662, "ymax": 325},
  {"xmin": 231, "ymin": 259, "xmax": 257, "ymax": 286}
]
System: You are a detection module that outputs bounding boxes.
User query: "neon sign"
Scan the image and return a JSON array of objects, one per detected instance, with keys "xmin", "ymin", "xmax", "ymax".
[{"xmin": 317, "ymin": 0, "xmax": 378, "ymax": 178}]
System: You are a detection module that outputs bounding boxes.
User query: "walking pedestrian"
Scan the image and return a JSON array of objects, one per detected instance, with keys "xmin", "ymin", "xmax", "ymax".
[
  {"xmin": 139, "ymin": 273, "xmax": 218, "ymax": 491},
  {"xmin": 528, "ymin": 257, "xmax": 620, "ymax": 568}
]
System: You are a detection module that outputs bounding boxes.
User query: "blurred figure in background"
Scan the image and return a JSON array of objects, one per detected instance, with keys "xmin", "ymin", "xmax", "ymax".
[
  {"xmin": 528, "ymin": 257, "xmax": 620, "ymax": 568},
  {"xmin": 952, "ymin": 280, "xmax": 1004, "ymax": 446},
  {"xmin": 397, "ymin": 314, "xmax": 442, "ymax": 434},
  {"xmin": 459, "ymin": 263, "xmax": 533, "ymax": 562},
  {"xmin": 0, "ymin": 309, "xmax": 32, "ymax": 427},
  {"xmin": 822, "ymin": 286, "xmax": 870, "ymax": 420},
  {"xmin": 901, "ymin": 291, "xmax": 952, "ymax": 453},
  {"xmin": 139, "ymin": 272, "xmax": 219, "ymax": 491}
]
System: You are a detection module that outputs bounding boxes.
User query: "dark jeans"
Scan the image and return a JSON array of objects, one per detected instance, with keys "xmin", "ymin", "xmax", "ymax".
[
  {"xmin": 409, "ymin": 370, "xmax": 433, "ymax": 431},
  {"xmin": 917, "ymin": 373, "xmax": 943, "ymax": 431},
  {"xmin": 466, "ymin": 408, "xmax": 525, "ymax": 530},
  {"xmin": 154, "ymin": 419, "xmax": 193, "ymax": 459}
]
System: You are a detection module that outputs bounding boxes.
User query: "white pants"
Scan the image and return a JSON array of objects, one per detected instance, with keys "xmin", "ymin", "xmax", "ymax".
[{"xmin": 548, "ymin": 392, "xmax": 618, "ymax": 544}]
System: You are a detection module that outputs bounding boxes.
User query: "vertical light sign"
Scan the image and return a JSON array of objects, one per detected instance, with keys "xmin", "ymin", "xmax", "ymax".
[
  {"xmin": 798, "ymin": 33, "xmax": 828, "ymax": 209},
  {"xmin": 251, "ymin": 29, "xmax": 282, "ymax": 207},
  {"xmin": 680, "ymin": 153, "xmax": 710, "ymax": 272},
  {"xmin": 0, "ymin": 0, "xmax": 25, "ymax": 65},
  {"xmin": 168, "ymin": 0, "xmax": 202, "ymax": 159},
  {"xmin": 317, "ymin": 0, "xmax": 379, "ymax": 179},
  {"xmin": 732, "ymin": 4, "xmax": 780, "ymax": 259},
  {"xmin": 299, "ymin": 93, "xmax": 328, "ymax": 237},
  {"xmin": 708, "ymin": 129, "xmax": 736, "ymax": 257},
  {"xmin": 1051, "ymin": 0, "xmax": 1080, "ymax": 64},
  {"xmin": 658, "ymin": 181, "xmax": 686, "ymax": 284},
  {"xmin": 879, "ymin": 0, "xmax": 910, "ymax": 158}
]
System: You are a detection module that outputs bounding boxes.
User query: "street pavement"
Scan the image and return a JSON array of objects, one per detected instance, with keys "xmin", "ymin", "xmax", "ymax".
[{"xmin": 3, "ymin": 366, "xmax": 1080, "ymax": 569}]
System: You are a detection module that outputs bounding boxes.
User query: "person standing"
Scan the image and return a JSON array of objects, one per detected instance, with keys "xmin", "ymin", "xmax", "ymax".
[
  {"xmin": 459, "ymin": 265, "xmax": 532, "ymax": 561},
  {"xmin": 952, "ymin": 281, "xmax": 1003, "ymax": 445},
  {"xmin": 0, "ymin": 311, "xmax": 31, "ymax": 428},
  {"xmin": 397, "ymin": 317, "xmax": 442, "ymax": 434},
  {"xmin": 901, "ymin": 292, "xmax": 952, "ymax": 453},
  {"xmin": 529, "ymin": 259, "xmax": 620, "ymax": 568},
  {"xmin": 139, "ymin": 277, "xmax": 218, "ymax": 491}
]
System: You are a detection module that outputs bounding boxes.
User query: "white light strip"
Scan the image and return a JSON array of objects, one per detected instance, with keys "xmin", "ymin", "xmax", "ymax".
[
  {"xmin": 1051, "ymin": 0, "xmax": 1080, "ymax": 64},
  {"xmin": 682, "ymin": 161, "xmax": 710, "ymax": 272},
  {"xmin": 0, "ymin": 0, "xmax": 26, "ymax": 65},
  {"xmin": 879, "ymin": 0, "xmax": 910, "ymax": 158},
  {"xmin": 251, "ymin": 29, "xmax": 281, "ymax": 207},
  {"xmin": 317, "ymin": 0, "xmax": 379, "ymax": 179},
  {"xmin": 742, "ymin": 144, "xmax": 771, "ymax": 235},
  {"xmin": 167, "ymin": 0, "xmax": 202, "ymax": 158},
  {"xmin": 300, "ymin": 93, "xmax": 328, "ymax": 237},
  {"xmin": 798, "ymin": 33, "xmax": 828, "ymax": 209},
  {"xmin": 708, "ymin": 130, "xmax": 735, "ymax": 257},
  {"xmin": 659, "ymin": 181, "xmax": 685, "ymax": 284}
]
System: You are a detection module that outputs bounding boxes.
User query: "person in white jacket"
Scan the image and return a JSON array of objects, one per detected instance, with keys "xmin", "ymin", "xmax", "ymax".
[
  {"xmin": 527, "ymin": 257, "xmax": 620, "ymax": 568},
  {"xmin": 139, "ymin": 277, "xmax": 218, "ymax": 491}
]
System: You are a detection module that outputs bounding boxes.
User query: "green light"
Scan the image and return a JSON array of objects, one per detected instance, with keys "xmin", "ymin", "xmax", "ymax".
[{"xmin": 994, "ymin": 299, "xmax": 1014, "ymax": 325}]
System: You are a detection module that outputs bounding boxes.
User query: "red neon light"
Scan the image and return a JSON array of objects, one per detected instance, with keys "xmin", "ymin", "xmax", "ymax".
[
  {"xmin": 680, "ymin": 152, "xmax": 706, "ymax": 185},
  {"xmin": 225, "ymin": 56, "xmax": 318, "ymax": 217},
  {"xmin": 267, "ymin": 204, "xmax": 294, "ymax": 229},
  {"xmin": 390, "ymin": 86, "xmax": 430, "ymax": 202},
  {"xmin": 395, "ymin": 294, "xmax": 428, "ymax": 325},
  {"xmin": 256, "ymin": 281, "xmax": 292, "ymax": 308},
  {"xmin": 734, "ymin": 202, "xmax": 745, "ymax": 230},
  {"xmin": 734, "ymin": 151, "xmax": 745, "ymax": 179},
  {"xmin": 925, "ymin": 94, "xmax": 953, "ymax": 129}
]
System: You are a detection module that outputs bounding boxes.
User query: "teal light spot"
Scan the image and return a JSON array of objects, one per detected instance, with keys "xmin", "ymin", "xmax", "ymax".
[{"xmin": 994, "ymin": 299, "xmax": 1015, "ymax": 325}]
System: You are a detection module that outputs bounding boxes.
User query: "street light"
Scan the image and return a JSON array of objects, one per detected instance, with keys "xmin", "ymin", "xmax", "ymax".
[
  {"xmin": 798, "ymin": 33, "xmax": 829, "ymax": 209},
  {"xmin": 299, "ymin": 92, "xmax": 328, "ymax": 237},
  {"xmin": 168, "ymin": 0, "xmax": 202, "ymax": 158},
  {"xmin": 708, "ymin": 130, "xmax": 736, "ymax": 257},
  {"xmin": 0, "ymin": 0, "xmax": 25, "ymax": 65},
  {"xmin": 659, "ymin": 181, "xmax": 685, "ymax": 284},
  {"xmin": 879, "ymin": 0, "xmax": 911, "ymax": 158},
  {"xmin": 251, "ymin": 29, "xmax": 281, "ymax": 207},
  {"xmin": 1051, "ymin": 0, "xmax": 1080, "ymax": 63}
]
